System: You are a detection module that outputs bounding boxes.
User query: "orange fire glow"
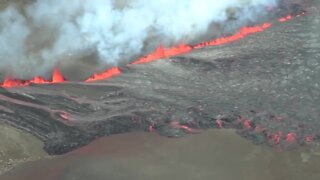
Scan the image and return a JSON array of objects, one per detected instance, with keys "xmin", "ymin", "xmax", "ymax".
[
  {"xmin": 285, "ymin": 132, "xmax": 296, "ymax": 143},
  {"xmin": 193, "ymin": 22, "xmax": 272, "ymax": 49},
  {"xmin": 278, "ymin": 15, "xmax": 293, "ymax": 22},
  {"xmin": 85, "ymin": 67, "xmax": 121, "ymax": 82},
  {"xmin": 30, "ymin": 76, "xmax": 50, "ymax": 84},
  {"xmin": 1, "ymin": 67, "xmax": 65, "ymax": 88},
  {"xmin": 243, "ymin": 119, "xmax": 251, "ymax": 129},
  {"xmin": 130, "ymin": 43, "xmax": 192, "ymax": 65},
  {"xmin": 0, "ymin": 13, "xmax": 304, "ymax": 88},
  {"xmin": 1, "ymin": 78, "xmax": 29, "ymax": 88},
  {"xmin": 51, "ymin": 68, "xmax": 65, "ymax": 83}
]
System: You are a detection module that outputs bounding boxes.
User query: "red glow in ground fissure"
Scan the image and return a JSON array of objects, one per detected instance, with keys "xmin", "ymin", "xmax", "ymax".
[
  {"xmin": 1, "ymin": 67, "xmax": 66, "ymax": 88},
  {"xmin": 194, "ymin": 22, "xmax": 272, "ymax": 49},
  {"xmin": 30, "ymin": 76, "xmax": 50, "ymax": 84},
  {"xmin": 131, "ymin": 43, "xmax": 193, "ymax": 65},
  {"xmin": 0, "ymin": 13, "xmax": 304, "ymax": 88},
  {"xmin": 85, "ymin": 67, "xmax": 121, "ymax": 82}
]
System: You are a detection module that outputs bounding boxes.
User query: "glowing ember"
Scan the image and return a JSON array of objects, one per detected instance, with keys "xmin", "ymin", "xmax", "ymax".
[
  {"xmin": 243, "ymin": 119, "xmax": 251, "ymax": 129},
  {"xmin": 215, "ymin": 119, "xmax": 223, "ymax": 128},
  {"xmin": 304, "ymin": 135, "xmax": 313, "ymax": 144},
  {"xmin": 270, "ymin": 131, "xmax": 282, "ymax": 145},
  {"xmin": 285, "ymin": 132, "xmax": 296, "ymax": 143},
  {"xmin": 278, "ymin": 17, "xmax": 287, "ymax": 22},
  {"xmin": 59, "ymin": 112, "xmax": 70, "ymax": 120},
  {"xmin": 170, "ymin": 121, "xmax": 194, "ymax": 133},
  {"xmin": 51, "ymin": 68, "xmax": 65, "ymax": 83},
  {"xmin": 278, "ymin": 15, "xmax": 293, "ymax": 22},
  {"xmin": 85, "ymin": 67, "xmax": 121, "ymax": 82}
]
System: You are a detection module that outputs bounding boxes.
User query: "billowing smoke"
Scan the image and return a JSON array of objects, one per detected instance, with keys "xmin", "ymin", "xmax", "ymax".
[{"xmin": 0, "ymin": 0, "xmax": 278, "ymax": 79}]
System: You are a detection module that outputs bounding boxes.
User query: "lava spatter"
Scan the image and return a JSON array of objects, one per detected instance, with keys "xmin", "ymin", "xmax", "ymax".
[{"xmin": 51, "ymin": 68, "xmax": 65, "ymax": 83}]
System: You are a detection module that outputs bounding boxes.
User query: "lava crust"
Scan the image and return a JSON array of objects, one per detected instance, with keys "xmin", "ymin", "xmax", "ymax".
[{"xmin": 0, "ymin": 1, "xmax": 319, "ymax": 155}]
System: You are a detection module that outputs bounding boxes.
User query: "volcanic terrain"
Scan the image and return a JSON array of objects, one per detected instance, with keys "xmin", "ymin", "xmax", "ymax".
[{"xmin": 0, "ymin": 0, "xmax": 319, "ymax": 160}]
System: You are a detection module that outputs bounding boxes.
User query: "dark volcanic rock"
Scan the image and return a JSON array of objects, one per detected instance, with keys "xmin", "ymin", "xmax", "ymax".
[{"xmin": 0, "ymin": 1, "xmax": 319, "ymax": 154}]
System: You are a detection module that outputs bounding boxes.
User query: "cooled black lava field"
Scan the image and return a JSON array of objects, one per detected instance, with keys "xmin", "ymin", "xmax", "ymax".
[{"xmin": 0, "ymin": 0, "xmax": 319, "ymax": 155}]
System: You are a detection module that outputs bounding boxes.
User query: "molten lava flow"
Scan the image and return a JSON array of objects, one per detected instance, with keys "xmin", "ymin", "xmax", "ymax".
[
  {"xmin": 0, "ymin": 68, "xmax": 65, "ymax": 88},
  {"xmin": 1, "ymin": 78, "xmax": 29, "ymax": 88},
  {"xmin": 131, "ymin": 43, "xmax": 192, "ymax": 65},
  {"xmin": 0, "ymin": 13, "xmax": 305, "ymax": 88},
  {"xmin": 162, "ymin": 43, "xmax": 193, "ymax": 58},
  {"xmin": 194, "ymin": 22, "xmax": 272, "ymax": 49},
  {"xmin": 131, "ymin": 45, "xmax": 165, "ymax": 65},
  {"xmin": 51, "ymin": 68, "xmax": 65, "ymax": 83},
  {"xmin": 170, "ymin": 121, "xmax": 195, "ymax": 133},
  {"xmin": 30, "ymin": 76, "xmax": 50, "ymax": 84},
  {"xmin": 85, "ymin": 67, "xmax": 121, "ymax": 82}
]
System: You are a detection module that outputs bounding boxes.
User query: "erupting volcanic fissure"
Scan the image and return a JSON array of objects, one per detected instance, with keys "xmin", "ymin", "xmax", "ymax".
[
  {"xmin": 2, "ymin": 67, "xmax": 65, "ymax": 88},
  {"xmin": 0, "ymin": 12, "xmax": 305, "ymax": 88},
  {"xmin": 85, "ymin": 67, "xmax": 121, "ymax": 82}
]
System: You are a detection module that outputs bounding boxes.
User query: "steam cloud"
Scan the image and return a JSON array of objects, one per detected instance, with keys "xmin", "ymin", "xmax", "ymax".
[{"xmin": 0, "ymin": 0, "xmax": 278, "ymax": 78}]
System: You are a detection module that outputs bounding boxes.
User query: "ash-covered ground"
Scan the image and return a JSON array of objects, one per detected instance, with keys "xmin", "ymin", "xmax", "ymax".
[{"xmin": 0, "ymin": 0, "xmax": 319, "ymax": 157}]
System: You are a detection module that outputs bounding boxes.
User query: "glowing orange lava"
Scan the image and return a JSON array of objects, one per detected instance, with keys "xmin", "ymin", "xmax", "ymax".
[
  {"xmin": 0, "ymin": 13, "xmax": 304, "ymax": 88},
  {"xmin": 131, "ymin": 43, "xmax": 192, "ymax": 65},
  {"xmin": 1, "ymin": 67, "xmax": 65, "ymax": 88},
  {"xmin": 1, "ymin": 78, "xmax": 29, "ymax": 88},
  {"xmin": 30, "ymin": 76, "xmax": 50, "ymax": 84},
  {"xmin": 85, "ymin": 67, "xmax": 121, "ymax": 82},
  {"xmin": 194, "ymin": 22, "xmax": 272, "ymax": 49},
  {"xmin": 51, "ymin": 68, "xmax": 65, "ymax": 83}
]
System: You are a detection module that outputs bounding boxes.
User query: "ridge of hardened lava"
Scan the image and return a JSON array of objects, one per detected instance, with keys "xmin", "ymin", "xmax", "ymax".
[{"xmin": 0, "ymin": 12, "xmax": 306, "ymax": 89}]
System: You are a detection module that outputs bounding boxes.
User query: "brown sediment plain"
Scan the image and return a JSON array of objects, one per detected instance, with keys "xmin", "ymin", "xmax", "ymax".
[
  {"xmin": 2, "ymin": 129, "xmax": 320, "ymax": 180},
  {"xmin": 0, "ymin": 123, "xmax": 47, "ymax": 175}
]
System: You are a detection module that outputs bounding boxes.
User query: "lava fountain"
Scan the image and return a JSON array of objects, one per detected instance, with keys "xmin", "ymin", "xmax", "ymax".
[{"xmin": 0, "ymin": 11, "xmax": 306, "ymax": 88}]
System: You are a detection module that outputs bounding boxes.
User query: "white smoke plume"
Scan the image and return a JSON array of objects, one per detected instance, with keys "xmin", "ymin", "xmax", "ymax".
[{"xmin": 0, "ymin": 0, "xmax": 278, "ymax": 79}]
